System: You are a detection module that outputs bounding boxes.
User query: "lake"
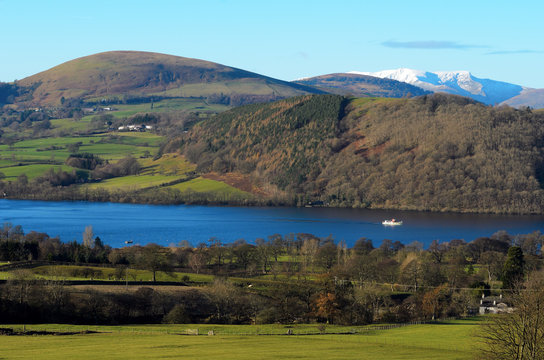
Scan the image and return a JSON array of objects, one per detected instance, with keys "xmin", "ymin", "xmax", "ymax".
[{"xmin": 0, "ymin": 199, "xmax": 542, "ymax": 248}]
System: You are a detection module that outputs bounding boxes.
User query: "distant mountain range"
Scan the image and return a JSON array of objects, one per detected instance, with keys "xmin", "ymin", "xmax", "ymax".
[
  {"xmin": 6, "ymin": 51, "xmax": 544, "ymax": 108},
  {"xmin": 348, "ymin": 68, "xmax": 544, "ymax": 108},
  {"xmin": 293, "ymin": 73, "xmax": 430, "ymax": 98}
]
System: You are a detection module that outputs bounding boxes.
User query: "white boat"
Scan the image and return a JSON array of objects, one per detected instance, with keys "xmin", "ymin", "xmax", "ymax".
[{"xmin": 382, "ymin": 219, "xmax": 403, "ymax": 226}]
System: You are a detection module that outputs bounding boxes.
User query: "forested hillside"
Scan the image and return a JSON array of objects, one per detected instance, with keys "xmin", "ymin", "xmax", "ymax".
[
  {"xmin": 180, "ymin": 95, "xmax": 347, "ymax": 198},
  {"xmin": 176, "ymin": 94, "xmax": 544, "ymax": 213}
]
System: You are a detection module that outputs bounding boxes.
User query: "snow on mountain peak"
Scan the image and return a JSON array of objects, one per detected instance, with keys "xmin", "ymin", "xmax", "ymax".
[
  {"xmin": 349, "ymin": 68, "xmax": 523, "ymax": 105},
  {"xmin": 350, "ymin": 68, "xmax": 424, "ymax": 84}
]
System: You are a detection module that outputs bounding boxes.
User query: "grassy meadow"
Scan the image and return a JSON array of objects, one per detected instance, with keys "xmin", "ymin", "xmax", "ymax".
[
  {"xmin": 0, "ymin": 264, "xmax": 214, "ymax": 282},
  {"xmin": 0, "ymin": 99, "xmax": 254, "ymax": 198},
  {"xmin": 0, "ymin": 318, "xmax": 480, "ymax": 360},
  {"xmin": 168, "ymin": 177, "xmax": 251, "ymax": 198},
  {"xmin": 113, "ymin": 98, "xmax": 230, "ymax": 116},
  {"xmin": 0, "ymin": 133, "xmax": 160, "ymax": 180},
  {"xmin": 83, "ymin": 154, "xmax": 196, "ymax": 191},
  {"xmin": 0, "ymin": 264, "xmax": 285, "ymax": 286}
]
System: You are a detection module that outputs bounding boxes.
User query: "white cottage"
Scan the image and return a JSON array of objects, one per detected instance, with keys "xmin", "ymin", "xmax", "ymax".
[{"xmin": 479, "ymin": 294, "xmax": 514, "ymax": 314}]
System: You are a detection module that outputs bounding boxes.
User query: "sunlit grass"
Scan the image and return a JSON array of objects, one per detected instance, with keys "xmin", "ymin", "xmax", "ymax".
[
  {"xmin": 1, "ymin": 265, "xmax": 214, "ymax": 283},
  {"xmin": 84, "ymin": 174, "xmax": 186, "ymax": 190},
  {"xmin": 0, "ymin": 319, "xmax": 479, "ymax": 360},
  {"xmin": 139, "ymin": 153, "xmax": 196, "ymax": 176},
  {"xmin": 50, "ymin": 117, "xmax": 92, "ymax": 132},
  {"xmin": 169, "ymin": 177, "xmax": 249, "ymax": 196},
  {"xmin": 0, "ymin": 164, "xmax": 77, "ymax": 180}
]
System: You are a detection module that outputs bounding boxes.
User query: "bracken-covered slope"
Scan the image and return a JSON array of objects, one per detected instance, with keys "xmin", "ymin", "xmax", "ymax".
[
  {"xmin": 176, "ymin": 94, "xmax": 544, "ymax": 214},
  {"xmin": 17, "ymin": 51, "xmax": 323, "ymax": 105},
  {"xmin": 294, "ymin": 73, "xmax": 430, "ymax": 98}
]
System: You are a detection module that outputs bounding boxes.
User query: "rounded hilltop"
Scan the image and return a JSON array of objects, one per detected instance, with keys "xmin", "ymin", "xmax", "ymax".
[{"xmin": 17, "ymin": 50, "xmax": 320, "ymax": 105}]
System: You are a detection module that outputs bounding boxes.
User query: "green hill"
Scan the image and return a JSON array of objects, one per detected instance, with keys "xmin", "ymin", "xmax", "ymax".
[
  {"xmin": 175, "ymin": 94, "xmax": 544, "ymax": 214},
  {"xmin": 16, "ymin": 51, "xmax": 323, "ymax": 106}
]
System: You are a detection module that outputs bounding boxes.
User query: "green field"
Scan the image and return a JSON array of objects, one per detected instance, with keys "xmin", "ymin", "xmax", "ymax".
[
  {"xmin": 0, "ymin": 164, "xmax": 77, "ymax": 180},
  {"xmin": 0, "ymin": 112, "xmax": 251, "ymax": 197},
  {"xmin": 0, "ymin": 133, "xmax": 162, "ymax": 180},
  {"xmin": 112, "ymin": 98, "xmax": 230, "ymax": 117},
  {"xmin": 140, "ymin": 154, "xmax": 195, "ymax": 175},
  {"xmin": 168, "ymin": 177, "xmax": 250, "ymax": 198},
  {"xmin": 0, "ymin": 265, "xmax": 285, "ymax": 285},
  {"xmin": 84, "ymin": 173, "xmax": 185, "ymax": 191},
  {"xmin": 0, "ymin": 264, "xmax": 309, "ymax": 288},
  {"xmin": 0, "ymin": 266, "xmax": 314, "ymax": 289},
  {"xmin": 0, "ymin": 265, "xmax": 214, "ymax": 282},
  {"xmin": 0, "ymin": 93, "xmax": 256, "ymax": 198},
  {"xmin": 0, "ymin": 319, "xmax": 480, "ymax": 359},
  {"xmin": 73, "ymin": 98, "xmax": 229, "ymax": 120},
  {"xmin": 49, "ymin": 117, "xmax": 93, "ymax": 132},
  {"xmin": 81, "ymin": 153, "xmax": 196, "ymax": 190}
]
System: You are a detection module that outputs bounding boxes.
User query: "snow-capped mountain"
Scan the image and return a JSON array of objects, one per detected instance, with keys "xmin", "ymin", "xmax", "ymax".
[{"xmin": 349, "ymin": 68, "xmax": 525, "ymax": 106}]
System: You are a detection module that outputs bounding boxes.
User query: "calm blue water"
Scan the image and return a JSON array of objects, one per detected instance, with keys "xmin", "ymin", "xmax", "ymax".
[{"xmin": 0, "ymin": 199, "xmax": 542, "ymax": 248}]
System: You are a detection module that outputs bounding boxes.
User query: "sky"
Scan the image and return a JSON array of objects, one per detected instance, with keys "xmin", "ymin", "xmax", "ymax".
[{"xmin": 1, "ymin": 0, "xmax": 543, "ymax": 87}]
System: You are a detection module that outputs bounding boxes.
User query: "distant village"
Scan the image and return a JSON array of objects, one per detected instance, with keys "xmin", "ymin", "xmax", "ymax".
[
  {"xmin": 79, "ymin": 106, "xmax": 155, "ymax": 132},
  {"xmin": 82, "ymin": 106, "xmax": 114, "ymax": 114},
  {"xmin": 117, "ymin": 124, "xmax": 153, "ymax": 132}
]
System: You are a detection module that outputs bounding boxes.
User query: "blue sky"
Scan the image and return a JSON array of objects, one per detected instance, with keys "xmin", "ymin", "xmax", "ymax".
[{"xmin": 1, "ymin": 0, "xmax": 543, "ymax": 87}]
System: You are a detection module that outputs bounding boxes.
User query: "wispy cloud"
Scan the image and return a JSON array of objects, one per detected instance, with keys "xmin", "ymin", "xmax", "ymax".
[
  {"xmin": 486, "ymin": 49, "xmax": 543, "ymax": 55},
  {"xmin": 382, "ymin": 40, "xmax": 483, "ymax": 50}
]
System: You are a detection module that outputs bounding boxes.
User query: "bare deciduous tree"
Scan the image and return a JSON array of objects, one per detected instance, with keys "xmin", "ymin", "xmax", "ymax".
[
  {"xmin": 82, "ymin": 225, "xmax": 94, "ymax": 248},
  {"xmin": 478, "ymin": 271, "xmax": 544, "ymax": 360}
]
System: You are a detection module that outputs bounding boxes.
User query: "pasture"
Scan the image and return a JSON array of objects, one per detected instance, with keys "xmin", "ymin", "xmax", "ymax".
[
  {"xmin": 0, "ymin": 319, "xmax": 480, "ymax": 359},
  {"xmin": 112, "ymin": 98, "xmax": 229, "ymax": 117},
  {"xmin": 82, "ymin": 153, "xmax": 196, "ymax": 191},
  {"xmin": 168, "ymin": 177, "xmax": 251, "ymax": 198},
  {"xmin": 0, "ymin": 264, "xmax": 210, "ymax": 282},
  {"xmin": 0, "ymin": 98, "xmax": 254, "ymax": 198},
  {"xmin": 0, "ymin": 264, "xmax": 281, "ymax": 285},
  {"xmin": 0, "ymin": 133, "xmax": 161, "ymax": 180},
  {"xmin": 0, "ymin": 119, "xmax": 247, "ymax": 198}
]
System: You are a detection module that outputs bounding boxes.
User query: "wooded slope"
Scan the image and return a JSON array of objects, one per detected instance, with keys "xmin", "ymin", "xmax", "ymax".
[{"xmin": 177, "ymin": 94, "xmax": 544, "ymax": 213}]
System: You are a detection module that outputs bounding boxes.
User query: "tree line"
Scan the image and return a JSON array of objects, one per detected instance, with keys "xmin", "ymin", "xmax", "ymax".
[{"xmin": 1, "ymin": 222, "xmax": 542, "ymax": 325}]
